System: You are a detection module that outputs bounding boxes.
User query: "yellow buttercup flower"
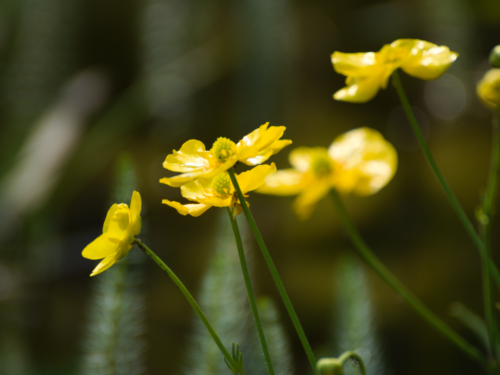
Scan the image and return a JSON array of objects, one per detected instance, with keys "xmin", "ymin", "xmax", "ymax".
[
  {"xmin": 332, "ymin": 39, "xmax": 458, "ymax": 103},
  {"xmin": 163, "ymin": 164, "xmax": 277, "ymax": 217},
  {"xmin": 257, "ymin": 128, "xmax": 397, "ymax": 219},
  {"xmin": 160, "ymin": 123, "xmax": 291, "ymax": 187},
  {"xmin": 82, "ymin": 191, "xmax": 142, "ymax": 276},
  {"xmin": 477, "ymin": 69, "xmax": 500, "ymax": 110}
]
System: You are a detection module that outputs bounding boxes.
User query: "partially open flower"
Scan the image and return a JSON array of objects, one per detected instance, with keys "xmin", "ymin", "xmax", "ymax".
[
  {"xmin": 477, "ymin": 69, "xmax": 500, "ymax": 110},
  {"xmin": 257, "ymin": 128, "xmax": 397, "ymax": 219},
  {"xmin": 332, "ymin": 39, "xmax": 458, "ymax": 103},
  {"xmin": 163, "ymin": 164, "xmax": 276, "ymax": 217},
  {"xmin": 82, "ymin": 191, "xmax": 142, "ymax": 276},
  {"xmin": 160, "ymin": 123, "xmax": 291, "ymax": 187}
]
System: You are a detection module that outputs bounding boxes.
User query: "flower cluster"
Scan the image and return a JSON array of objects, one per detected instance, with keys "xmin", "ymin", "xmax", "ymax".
[
  {"xmin": 332, "ymin": 39, "xmax": 458, "ymax": 103},
  {"xmin": 257, "ymin": 128, "xmax": 397, "ymax": 219}
]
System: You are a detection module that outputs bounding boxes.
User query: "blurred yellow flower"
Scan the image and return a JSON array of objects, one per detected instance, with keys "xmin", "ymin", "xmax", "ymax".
[
  {"xmin": 163, "ymin": 164, "xmax": 276, "ymax": 217},
  {"xmin": 477, "ymin": 69, "xmax": 500, "ymax": 110},
  {"xmin": 160, "ymin": 123, "xmax": 291, "ymax": 187},
  {"xmin": 257, "ymin": 128, "xmax": 397, "ymax": 219},
  {"xmin": 332, "ymin": 39, "xmax": 458, "ymax": 103},
  {"xmin": 82, "ymin": 191, "xmax": 142, "ymax": 276}
]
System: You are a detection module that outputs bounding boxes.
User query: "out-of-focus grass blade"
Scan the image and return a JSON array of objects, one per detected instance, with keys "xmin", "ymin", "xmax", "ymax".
[{"xmin": 450, "ymin": 302, "xmax": 489, "ymax": 350}]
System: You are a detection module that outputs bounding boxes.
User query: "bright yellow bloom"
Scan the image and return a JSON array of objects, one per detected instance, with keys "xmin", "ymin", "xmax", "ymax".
[
  {"xmin": 477, "ymin": 69, "xmax": 500, "ymax": 110},
  {"xmin": 82, "ymin": 191, "xmax": 142, "ymax": 276},
  {"xmin": 257, "ymin": 128, "xmax": 397, "ymax": 219},
  {"xmin": 160, "ymin": 123, "xmax": 291, "ymax": 187},
  {"xmin": 163, "ymin": 164, "xmax": 277, "ymax": 217},
  {"xmin": 332, "ymin": 39, "xmax": 459, "ymax": 103}
]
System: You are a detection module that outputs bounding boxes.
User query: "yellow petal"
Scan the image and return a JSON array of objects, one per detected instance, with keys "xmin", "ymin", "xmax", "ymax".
[
  {"xmin": 256, "ymin": 169, "xmax": 308, "ymax": 195},
  {"xmin": 159, "ymin": 169, "xmax": 210, "ymax": 188},
  {"xmin": 103, "ymin": 203, "xmax": 118, "ymax": 233},
  {"xmin": 130, "ymin": 191, "xmax": 142, "ymax": 235},
  {"xmin": 329, "ymin": 127, "xmax": 397, "ymax": 195},
  {"xmin": 239, "ymin": 123, "xmax": 269, "ymax": 149},
  {"xmin": 333, "ymin": 75, "xmax": 383, "ymax": 103},
  {"xmin": 180, "ymin": 178, "xmax": 213, "ymax": 202},
  {"xmin": 477, "ymin": 69, "xmax": 500, "ymax": 110},
  {"xmin": 292, "ymin": 180, "xmax": 331, "ymax": 220},
  {"xmin": 288, "ymin": 147, "xmax": 318, "ymax": 172},
  {"xmin": 82, "ymin": 234, "xmax": 118, "ymax": 260},
  {"xmin": 238, "ymin": 123, "xmax": 291, "ymax": 164},
  {"xmin": 163, "ymin": 140, "xmax": 210, "ymax": 173},
  {"xmin": 106, "ymin": 204, "xmax": 130, "ymax": 240},
  {"xmin": 331, "ymin": 51, "xmax": 380, "ymax": 77},
  {"xmin": 237, "ymin": 163, "xmax": 277, "ymax": 194},
  {"xmin": 400, "ymin": 40, "xmax": 458, "ymax": 80},
  {"xmin": 162, "ymin": 199, "xmax": 212, "ymax": 217},
  {"xmin": 242, "ymin": 139, "xmax": 293, "ymax": 166},
  {"xmin": 89, "ymin": 252, "xmax": 120, "ymax": 276}
]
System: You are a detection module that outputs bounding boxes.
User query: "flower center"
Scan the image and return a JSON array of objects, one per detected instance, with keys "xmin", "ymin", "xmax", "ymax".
[
  {"xmin": 211, "ymin": 172, "xmax": 232, "ymax": 197},
  {"xmin": 212, "ymin": 137, "xmax": 237, "ymax": 163},
  {"xmin": 311, "ymin": 153, "xmax": 333, "ymax": 177}
]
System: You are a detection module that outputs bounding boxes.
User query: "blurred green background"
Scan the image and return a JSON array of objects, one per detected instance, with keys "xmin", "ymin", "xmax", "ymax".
[{"xmin": 0, "ymin": 0, "xmax": 500, "ymax": 374}]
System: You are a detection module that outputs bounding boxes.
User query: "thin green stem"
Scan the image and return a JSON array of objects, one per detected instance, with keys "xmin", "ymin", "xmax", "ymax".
[
  {"xmin": 133, "ymin": 238, "xmax": 244, "ymax": 375},
  {"xmin": 338, "ymin": 351, "xmax": 367, "ymax": 375},
  {"xmin": 329, "ymin": 190, "xmax": 489, "ymax": 370},
  {"xmin": 391, "ymin": 70, "xmax": 500, "ymax": 291},
  {"xmin": 480, "ymin": 113, "xmax": 500, "ymax": 367},
  {"xmin": 226, "ymin": 208, "xmax": 275, "ymax": 375},
  {"xmin": 227, "ymin": 168, "xmax": 317, "ymax": 374}
]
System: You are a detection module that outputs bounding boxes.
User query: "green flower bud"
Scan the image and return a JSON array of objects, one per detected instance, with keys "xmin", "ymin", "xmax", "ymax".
[
  {"xmin": 490, "ymin": 45, "xmax": 500, "ymax": 68},
  {"xmin": 316, "ymin": 358, "xmax": 344, "ymax": 375}
]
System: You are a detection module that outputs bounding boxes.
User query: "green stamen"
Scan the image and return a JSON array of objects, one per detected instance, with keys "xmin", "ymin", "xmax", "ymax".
[
  {"xmin": 212, "ymin": 137, "xmax": 237, "ymax": 163},
  {"xmin": 211, "ymin": 173, "xmax": 232, "ymax": 197}
]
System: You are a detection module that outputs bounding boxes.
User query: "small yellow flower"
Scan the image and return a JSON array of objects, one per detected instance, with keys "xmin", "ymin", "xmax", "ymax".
[
  {"xmin": 163, "ymin": 164, "xmax": 277, "ymax": 217},
  {"xmin": 82, "ymin": 191, "xmax": 142, "ymax": 276},
  {"xmin": 160, "ymin": 123, "xmax": 291, "ymax": 187},
  {"xmin": 332, "ymin": 39, "xmax": 459, "ymax": 103},
  {"xmin": 477, "ymin": 69, "xmax": 500, "ymax": 110},
  {"xmin": 257, "ymin": 128, "xmax": 397, "ymax": 219}
]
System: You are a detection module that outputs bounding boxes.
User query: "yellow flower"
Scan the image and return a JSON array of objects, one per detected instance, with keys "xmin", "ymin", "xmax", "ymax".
[
  {"xmin": 477, "ymin": 69, "xmax": 500, "ymax": 110},
  {"xmin": 160, "ymin": 123, "xmax": 291, "ymax": 187},
  {"xmin": 257, "ymin": 128, "xmax": 397, "ymax": 219},
  {"xmin": 163, "ymin": 164, "xmax": 277, "ymax": 217},
  {"xmin": 332, "ymin": 39, "xmax": 459, "ymax": 103},
  {"xmin": 82, "ymin": 191, "xmax": 142, "ymax": 276}
]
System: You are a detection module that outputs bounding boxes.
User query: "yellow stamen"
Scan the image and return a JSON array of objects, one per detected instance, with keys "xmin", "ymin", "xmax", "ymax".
[{"xmin": 212, "ymin": 137, "xmax": 236, "ymax": 163}]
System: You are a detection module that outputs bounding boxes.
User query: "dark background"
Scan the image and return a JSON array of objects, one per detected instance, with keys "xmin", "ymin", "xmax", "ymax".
[{"xmin": 0, "ymin": 0, "xmax": 499, "ymax": 374}]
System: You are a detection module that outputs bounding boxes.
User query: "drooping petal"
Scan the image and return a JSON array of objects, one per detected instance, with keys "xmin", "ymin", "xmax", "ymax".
[
  {"xmin": 400, "ymin": 40, "xmax": 458, "ymax": 81},
  {"xmin": 130, "ymin": 191, "xmax": 142, "ymax": 235},
  {"xmin": 162, "ymin": 140, "xmax": 210, "ymax": 173},
  {"xmin": 237, "ymin": 163, "xmax": 277, "ymax": 194},
  {"xmin": 82, "ymin": 234, "xmax": 118, "ymax": 260},
  {"xmin": 333, "ymin": 75, "xmax": 383, "ymax": 103},
  {"xmin": 162, "ymin": 199, "xmax": 212, "ymax": 217},
  {"xmin": 331, "ymin": 51, "xmax": 380, "ymax": 77},
  {"xmin": 89, "ymin": 252, "xmax": 120, "ymax": 277},
  {"xmin": 103, "ymin": 203, "xmax": 118, "ymax": 233},
  {"xmin": 256, "ymin": 169, "xmax": 308, "ymax": 195},
  {"xmin": 292, "ymin": 180, "xmax": 331, "ymax": 220}
]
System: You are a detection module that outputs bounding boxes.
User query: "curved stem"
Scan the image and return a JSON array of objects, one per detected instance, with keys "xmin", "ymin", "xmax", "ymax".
[
  {"xmin": 227, "ymin": 168, "xmax": 317, "ymax": 374},
  {"xmin": 391, "ymin": 70, "xmax": 500, "ymax": 291},
  {"xmin": 480, "ymin": 113, "xmax": 500, "ymax": 366},
  {"xmin": 226, "ymin": 209, "xmax": 275, "ymax": 375},
  {"xmin": 338, "ymin": 351, "xmax": 366, "ymax": 375},
  {"xmin": 329, "ymin": 190, "xmax": 489, "ymax": 370},
  {"xmin": 133, "ymin": 238, "xmax": 244, "ymax": 375}
]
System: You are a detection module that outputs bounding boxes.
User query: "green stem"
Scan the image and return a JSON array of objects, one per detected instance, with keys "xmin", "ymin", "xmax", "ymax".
[
  {"xmin": 480, "ymin": 113, "xmax": 500, "ymax": 367},
  {"xmin": 329, "ymin": 190, "xmax": 489, "ymax": 370},
  {"xmin": 391, "ymin": 70, "xmax": 500, "ymax": 291},
  {"xmin": 133, "ymin": 238, "xmax": 243, "ymax": 375},
  {"xmin": 227, "ymin": 168, "xmax": 317, "ymax": 374},
  {"xmin": 226, "ymin": 208, "xmax": 275, "ymax": 375},
  {"xmin": 338, "ymin": 351, "xmax": 366, "ymax": 375}
]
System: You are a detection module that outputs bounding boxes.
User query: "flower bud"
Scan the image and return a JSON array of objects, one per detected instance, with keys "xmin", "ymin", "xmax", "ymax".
[
  {"xmin": 477, "ymin": 69, "xmax": 500, "ymax": 110},
  {"xmin": 316, "ymin": 358, "xmax": 344, "ymax": 375},
  {"xmin": 490, "ymin": 45, "xmax": 500, "ymax": 68}
]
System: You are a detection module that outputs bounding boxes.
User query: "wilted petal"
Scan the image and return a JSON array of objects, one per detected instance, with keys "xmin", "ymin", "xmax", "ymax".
[{"xmin": 162, "ymin": 199, "xmax": 212, "ymax": 217}]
